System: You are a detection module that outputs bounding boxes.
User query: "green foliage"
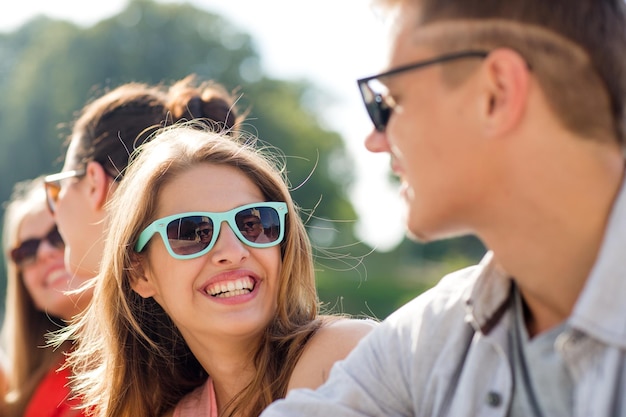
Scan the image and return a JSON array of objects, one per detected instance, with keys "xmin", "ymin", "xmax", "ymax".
[
  {"xmin": 315, "ymin": 239, "xmax": 484, "ymax": 319},
  {"xmin": 0, "ymin": 0, "xmax": 354, "ymax": 222}
]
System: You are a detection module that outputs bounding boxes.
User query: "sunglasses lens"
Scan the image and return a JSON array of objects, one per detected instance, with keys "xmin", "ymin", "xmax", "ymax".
[
  {"xmin": 375, "ymin": 95, "xmax": 391, "ymax": 132},
  {"xmin": 44, "ymin": 182, "xmax": 60, "ymax": 213},
  {"xmin": 10, "ymin": 226, "xmax": 65, "ymax": 266},
  {"xmin": 10, "ymin": 240, "xmax": 39, "ymax": 265},
  {"xmin": 360, "ymin": 81, "xmax": 390, "ymax": 132},
  {"xmin": 166, "ymin": 216, "xmax": 213, "ymax": 256},
  {"xmin": 369, "ymin": 94, "xmax": 389, "ymax": 132},
  {"xmin": 47, "ymin": 227, "xmax": 65, "ymax": 249},
  {"xmin": 235, "ymin": 206, "xmax": 281, "ymax": 245}
]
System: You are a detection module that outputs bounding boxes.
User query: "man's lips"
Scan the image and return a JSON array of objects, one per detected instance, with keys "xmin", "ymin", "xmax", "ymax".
[{"xmin": 390, "ymin": 155, "xmax": 404, "ymax": 176}]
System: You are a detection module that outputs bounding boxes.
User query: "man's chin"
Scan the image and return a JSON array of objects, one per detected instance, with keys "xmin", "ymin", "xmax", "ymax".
[
  {"xmin": 405, "ymin": 227, "xmax": 437, "ymax": 243},
  {"xmin": 405, "ymin": 215, "xmax": 473, "ymax": 243},
  {"xmin": 399, "ymin": 181, "xmax": 413, "ymax": 202}
]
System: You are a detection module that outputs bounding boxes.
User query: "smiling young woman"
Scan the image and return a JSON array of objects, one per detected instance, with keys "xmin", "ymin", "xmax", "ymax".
[
  {"xmin": 0, "ymin": 177, "xmax": 86, "ymax": 417},
  {"xmin": 59, "ymin": 124, "xmax": 377, "ymax": 417}
]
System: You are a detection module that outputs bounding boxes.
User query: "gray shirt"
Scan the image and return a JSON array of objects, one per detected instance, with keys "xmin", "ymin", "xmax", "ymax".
[
  {"xmin": 508, "ymin": 284, "xmax": 573, "ymax": 417},
  {"xmin": 262, "ymin": 179, "xmax": 626, "ymax": 417}
]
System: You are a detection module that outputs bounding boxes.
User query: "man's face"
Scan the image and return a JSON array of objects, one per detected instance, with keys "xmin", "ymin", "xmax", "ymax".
[
  {"xmin": 364, "ymin": 6, "xmax": 490, "ymax": 242},
  {"xmin": 241, "ymin": 215, "xmax": 263, "ymax": 241},
  {"xmin": 197, "ymin": 223, "xmax": 213, "ymax": 243}
]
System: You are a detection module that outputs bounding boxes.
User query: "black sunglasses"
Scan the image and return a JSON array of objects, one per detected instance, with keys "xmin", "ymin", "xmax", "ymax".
[
  {"xmin": 357, "ymin": 50, "xmax": 489, "ymax": 132},
  {"xmin": 197, "ymin": 228, "xmax": 212, "ymax": 237},
  {"xmin": 242, "ymin": 219, "xmax": 261, "ymax": 228},
  {"xmin": 10, "ymin": 225, "xmax": 64, "ymax": 267}
]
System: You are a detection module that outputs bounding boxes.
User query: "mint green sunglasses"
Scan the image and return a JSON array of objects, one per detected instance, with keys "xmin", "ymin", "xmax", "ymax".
[{"xmin": 135, "ymin": 202, "xmax": 287, "ymax": 259}]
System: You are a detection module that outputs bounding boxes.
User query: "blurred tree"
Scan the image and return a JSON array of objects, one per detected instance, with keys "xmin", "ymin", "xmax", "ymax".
[
  {"xmin": 0, "ymin": 0, "xmax": 485, "ymax": 319},
  {"xmin": 0, "ymin": 0, "xmax": 355, "ymax": 223},
  {"xmin": 0, "ymin": 0, "xmax": 359, "ymax": 310}
]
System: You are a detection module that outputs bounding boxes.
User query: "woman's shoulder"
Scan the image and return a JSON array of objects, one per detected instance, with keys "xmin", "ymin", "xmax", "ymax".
[
  {"xmin": 317, "ymin": 316, "xmax": 379, "ymax": 341},
  {"xmin": 312, "ymin": 316, "xmax": 379, "ymax": 353},
  {"xmin": 287, "ymin": 316, "xmax": 378, "ymax": 392}
]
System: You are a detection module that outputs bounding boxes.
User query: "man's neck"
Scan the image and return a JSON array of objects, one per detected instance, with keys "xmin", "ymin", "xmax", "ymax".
[{"xmin": 480, "ymin": 140, "xmax": 624, "ymax": 337}]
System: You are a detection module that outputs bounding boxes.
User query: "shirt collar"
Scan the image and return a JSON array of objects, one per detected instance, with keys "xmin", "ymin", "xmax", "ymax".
[
  {"xmin": 464, "ymin": 251, "xmax": 513, "ymax": 334},
  {"xmin": 569, "ymin": 178, "xmax": 626, "ymax": 348}
]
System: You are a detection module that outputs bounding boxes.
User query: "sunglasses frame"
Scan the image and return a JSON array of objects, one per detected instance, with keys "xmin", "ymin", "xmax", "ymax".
[
  {"xmin": 357, "ymin": 50, "xmax": 489, "ymax": 132},
  {"xmin": 135, "ymin": 202, "xmax": 288, "ymax": 260},
  {"xmin": 44, "ymin": 169, "xmax": 86, "ymax": 213},
  {"xmin": 10, "ymin": 225, "xmax": 64, "ymax": 266}
]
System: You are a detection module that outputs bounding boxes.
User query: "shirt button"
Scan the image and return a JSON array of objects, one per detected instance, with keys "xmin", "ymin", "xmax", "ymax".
[{"xmin": 486, "ymin": 391, "xmax": 502, "ymax": 407}]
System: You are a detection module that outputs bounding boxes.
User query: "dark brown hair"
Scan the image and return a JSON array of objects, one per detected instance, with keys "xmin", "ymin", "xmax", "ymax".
[{"xmin": 65, "ymin": 75, "xmax": 243, "ymax": 178}]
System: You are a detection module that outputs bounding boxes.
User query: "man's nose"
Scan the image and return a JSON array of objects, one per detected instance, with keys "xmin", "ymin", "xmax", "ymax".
[{"xmin": 364, "ymin": 129, "xmax": 390, "ymax": 153}]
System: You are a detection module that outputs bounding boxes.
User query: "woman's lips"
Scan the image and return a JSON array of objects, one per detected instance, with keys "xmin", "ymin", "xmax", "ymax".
[
  {"xmin": 205, "ymin": 276, "xmax": 255, "ymax": 298},
  {"xmin": 200, "ymin": 270, "xmax": 261, "ymax": 302},
  {"xmin": 45, "ymin": 266, "xmax": 71, "ymax": 287}
]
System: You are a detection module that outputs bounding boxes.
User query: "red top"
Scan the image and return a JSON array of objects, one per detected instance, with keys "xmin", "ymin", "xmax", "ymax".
[{"xmin": 24, "ymin": 358, "xmax": 86, "ymax": 417}]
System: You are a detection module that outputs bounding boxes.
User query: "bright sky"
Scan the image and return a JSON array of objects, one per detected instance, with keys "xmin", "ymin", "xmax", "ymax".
[{"xmin": 0, "ymin": 0, "xmax": 407, "ymax": 251}]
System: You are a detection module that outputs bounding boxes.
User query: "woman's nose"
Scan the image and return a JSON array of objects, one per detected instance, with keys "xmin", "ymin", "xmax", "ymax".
[
  {"xmin": 209, "ymin": 222, "xmax": 249, "ymax": 264},
  {"xmin": 36, "ymin": 239, "xmax": 63, "ymax": 263}
]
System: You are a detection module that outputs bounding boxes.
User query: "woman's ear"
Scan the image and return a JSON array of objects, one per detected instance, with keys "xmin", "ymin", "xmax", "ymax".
[
  {"xmin": 84, "ymin": 161, "xmax": 112, "ymax": 211},
  {"xmin": 129, "ymin": 254, "xmax": 156, "ymax": 299}
]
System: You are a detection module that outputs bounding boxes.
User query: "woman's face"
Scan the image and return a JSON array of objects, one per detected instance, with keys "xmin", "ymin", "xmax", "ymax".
[
  {"xmin": 135, "ymin": 163, "xmax": 282, "ymax": 350},
  {"xmin": 17, "ymin": 206, "xmax": 86, "ymax": 320},
  {"xmin": 54, "ymin": 136, "xmax": 107, "ymax": 279}
]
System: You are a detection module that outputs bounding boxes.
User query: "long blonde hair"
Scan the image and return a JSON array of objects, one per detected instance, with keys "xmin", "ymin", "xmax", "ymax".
[
  {"xmin": 65, "ymin": 124, "xmax": 322, "ymax": 417},
  {"xmin": 1, "ymin": 177, "xmax": 70, "ymax": 417}
]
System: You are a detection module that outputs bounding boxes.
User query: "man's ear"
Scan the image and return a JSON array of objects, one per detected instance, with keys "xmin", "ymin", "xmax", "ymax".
[
  {"xmin": 129, "ymin": 255, "xmax": 157, "ymax": 299},
  {"xmin": 480, "ymin": 48, "xmax": 530, "ymax": 138},
  {"xmin": 84, "ymin": 161, "xmax": 112, "ymax": 211}
]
